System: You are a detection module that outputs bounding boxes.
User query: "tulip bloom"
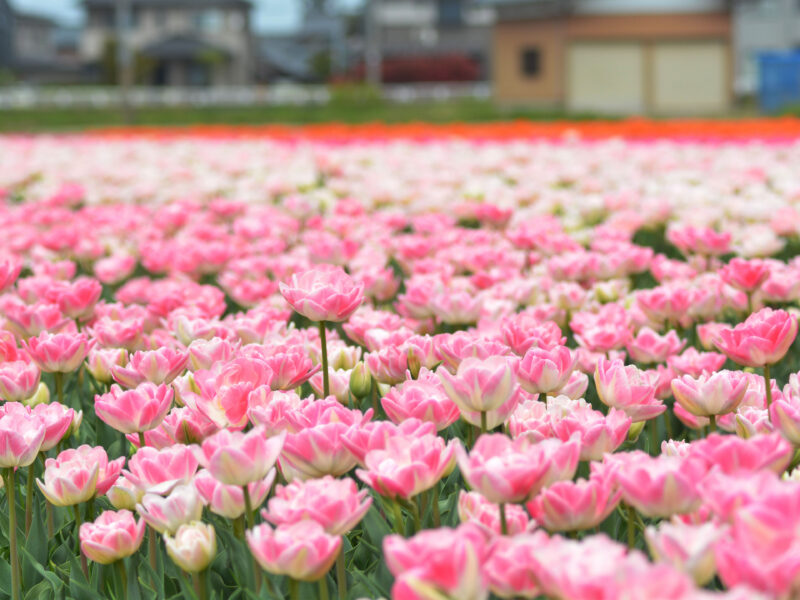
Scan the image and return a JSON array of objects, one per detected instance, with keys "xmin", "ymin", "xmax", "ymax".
[
  {"xmin": 594, "ymin": 359, "xmax": 665, "ymax": 422},
  {"xmin": 526, "ymin": 473, "xmax": 621, "ymax": 532},
  {"xmin": 194, "ymin": 469, "xmax": 275, "ymax": 520},
  {"xmin": 80, "ymin": 510, "xmax": 145, "ymax": 564},
  {"xmin": 37, "ymin": 448, "xmax": 100, "ymax": 507},
  {"xmin": 0, "ymin": 361, "xmax": 41, "ymax": 403},
  {"xmin": 164, "ymin": 521, "xmax": 217, "ymax": 574},
  {"xmin": 714, "ymin": 308, "xmax": 798, "ymax": 368},
  {"xmin": 671, "ymin": 370, "xmax": 748, "ymax": 420},
  {"xmin": 23, "ymin": 331, "xmax": 93, "ymax": 373},
  {"xmin": 279, "ymin": 266, "xmax": 364, "ymax": 323},
  {"xmin": 384, "ymin": 523, "xmax": 490, "ymax": 600},
  {"xmin": 439, "ymin": 356, "xmax": 518, "ymax": 430},
  {"xmin": 246, "ymin": 520, "xmax": 341, "ymax": 582},
  {"xmin": 94, "ymin": 382, "xmax": 173, "ymax": 435},
  {"xmin": 197, "ymin": 427, "xmax": 284, "ymax": 487},
  {"xmin": 265, "ymin": 476, "xmax": 371, "ymax": 535},
  {"xmin": 0, "ymin": 412, "xmax": 45, "ymax": 468},
  {"xmin": 136, "ymin": 483, "xmax": 204, "ymax": 534},
  {"xmin": 516, "ymin": 345, "xmax": 575, "ymax": 396},
  {"xmin": 645, "ymin": 520, "xmax": 724, "ymax": 586}
]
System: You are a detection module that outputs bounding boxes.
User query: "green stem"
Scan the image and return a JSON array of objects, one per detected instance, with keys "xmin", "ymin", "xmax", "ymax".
[
  {"xmin": 233, "ymin": 515, "xmax": 245, "ymax": 540},
  {"xmin": 46, "ymin": 501, "xmax": 54, "ymax": 539},
  {"xmin": 664, "ymin": 410, "xmax": 673, "ymax": 441},
  {"xmin": 708, "ymin": 414, "xmax": 717, "ymax": 434},
  {"xmin": 747, "ymin": 292, "xmax": 753, "ymax": 316},
  {"xmin": 74, "ymin": 504, "xmax": 89, "ymax": 578},
  {"xmin": 648, "ymin": 418, "xmax": 658, "ymax": 455},
  {"xmin": 54, "ymin": 372, "xmax": 64, "ymax": 406},
  {"xmin": 25, "ymin": 463, "xmax": 35, "ymax": 536},
  {"xmin": 148, "ymin": 526, "xmax": 157, "ymax": 574},
  {"xmin": 319, "ymin": 575, "xmax": 329, "ymax": 600},
  {"xmin": 335, "ymin": 548, "xmax": 347, "ymax": 600},
  {"xmin": 390, "ymin": 500, "xmax": 405, "ymax": 535},
  {"xmin": 86, "ymin": 497, "xmax": 95, "ymax": 522},
  {"xmin": 431, "ymin": 485, "xmax": 440, "ymax": 528},
  {"xmin": 480, "ymin": 411, "xmax": 487, "ymax": 435},
  {"xmin": 289, "ymin": 578, "xmax": 300, "ymax": 600},
  {"xmin": 319, "ymin": 321, "xmax": 329, "ymax": 398},
  {"xmin": 627, "ymin": 504, "xmax": 637, "ymax": 549},
  {"xmin": 193, "ymin": 570, "xmax": 208, "ymax": 600},
  {"xmin": 5, "ymin": 468, "xmax": 20, "ymax": 600},
  {"xmin": 138, "ymin": 431, "xmax": 146, "ymax": 449},
  {"xmin": 764, "ymin": 364, "xmax": 773, "ymax": 408},
  {"xmin": 499, "ymin": 503, "xmax": 508, "ymax": 536},
  {"xmin": 243, "ymin": 485, "xmax": 262, "ymax": 593},
  {"xmin": 115, "ymin": 559, "xmax": 128, "ymax": 600}
]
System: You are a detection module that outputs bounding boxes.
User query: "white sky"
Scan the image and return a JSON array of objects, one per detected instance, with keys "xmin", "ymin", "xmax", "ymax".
[{"xmin": 10, "ymin": 0, "xmax": 361, "ymax": 32}]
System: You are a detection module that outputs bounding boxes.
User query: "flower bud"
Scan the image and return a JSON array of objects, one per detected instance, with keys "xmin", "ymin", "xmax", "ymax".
[
  {"xmin": 165, "ymin": 522, "xmax": 216, "ymax": 573},
  {"xmin": 23, "ymin": 382, "xmax": 50, "ymax": 407},
  {"xmin": 349, "ymin": 362, "xmax": 372, "ymax": 399}
]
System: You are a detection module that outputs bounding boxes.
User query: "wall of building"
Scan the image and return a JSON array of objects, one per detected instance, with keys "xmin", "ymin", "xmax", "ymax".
[{"xmin": 493, "ymin": 11, "xmax": 732, "ymax": 113}]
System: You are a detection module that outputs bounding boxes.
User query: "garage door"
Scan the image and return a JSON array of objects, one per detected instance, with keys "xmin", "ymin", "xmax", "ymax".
[
  {"xmin": 652, "ymin": 42, "xmax": 728, "ymax": 113},
  {"xmin": 567, "ymin": 43, "xmax": 645, "ymax": 113}
]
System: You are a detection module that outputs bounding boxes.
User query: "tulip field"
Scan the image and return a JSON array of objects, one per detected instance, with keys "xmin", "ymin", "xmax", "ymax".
[{"xmin": 4, "ymin": 120, "xmax": 800, "ymax": 600}]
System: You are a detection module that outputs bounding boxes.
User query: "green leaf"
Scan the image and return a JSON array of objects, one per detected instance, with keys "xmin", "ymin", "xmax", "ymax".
[
  {"xmin": 0, "ymin": 557, "xmax": 12, "ymax": 596},
  {"xmin": 22, "ymin": 500, "xmax": 48, "ymax": 589},
  {"xmin": 23, "ymin": 580, "xmax": 53, "ymax": 600}
]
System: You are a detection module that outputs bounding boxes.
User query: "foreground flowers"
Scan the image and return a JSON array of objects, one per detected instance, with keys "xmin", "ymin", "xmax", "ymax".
[{"xmin": 4, "ymin": 131, "xmax": 800, "ymax": 599}]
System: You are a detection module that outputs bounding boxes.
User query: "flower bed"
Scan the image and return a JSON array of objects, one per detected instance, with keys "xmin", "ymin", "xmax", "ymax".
[{"xmin": 1, "ymin": 128, "xmax": 800, "ymax": 600}]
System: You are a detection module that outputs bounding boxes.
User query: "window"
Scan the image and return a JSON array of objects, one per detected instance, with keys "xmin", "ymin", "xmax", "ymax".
[
  {"xmin": 194, "ymin": 9, "xmax": 223, "ymax": 32},
  {"xmin": 521, "ymin": 47, "xmax": 541, "ymax": 77}
]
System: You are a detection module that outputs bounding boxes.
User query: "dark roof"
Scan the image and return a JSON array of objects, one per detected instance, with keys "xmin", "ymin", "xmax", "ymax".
[{"xmin": 140, "ymin": 34, "xmax": 231, "ymax": 60}]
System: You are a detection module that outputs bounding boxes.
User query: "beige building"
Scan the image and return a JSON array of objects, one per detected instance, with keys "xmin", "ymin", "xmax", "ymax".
[
  {"xmin": 80, "ymin": 0, "xmax": 253, "ymax": 86},
  {"xmin": 491, "ymin": 0, "xmax": 733, "ymax": 114}
]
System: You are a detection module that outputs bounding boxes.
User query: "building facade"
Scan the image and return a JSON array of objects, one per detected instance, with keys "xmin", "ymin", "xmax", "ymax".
[
  {"xmin": 80, "ymin": 0, "xmax": 253, "ymax": 86},
  {"xmin": 491, "ymin": 0, "xmax": 733, "ymax": 114},
  {"xmin": 374, "ymin": 0, "xmax": 496, "ymax": 80}
]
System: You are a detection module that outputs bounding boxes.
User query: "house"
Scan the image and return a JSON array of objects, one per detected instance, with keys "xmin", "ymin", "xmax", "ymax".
[
  {"xmin": 373, "ymin": 0, "xmax": 496, "ymax": 81},
  {"xmin": 489, "ymin": 0, "xmax": 733, "ymax": 114},
  {"xmin": 80, "ymin": 0, "xmax": 253, "ymax": 86},
  {"xmin": 0, "ymin": 2, "xmax": 83, "ymax": 83}
]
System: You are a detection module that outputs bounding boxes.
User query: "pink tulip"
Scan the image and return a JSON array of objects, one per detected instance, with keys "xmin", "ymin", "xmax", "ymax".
[
  {"xmin": 0, "ymin": 256, "xmax": 22, "ymax": 292},
  {"xmin": 0, "ymin": 411, "xmax": 45, "ymax": 468},
  {"xmin": 37, "ymin": 447, "xmax": 100, "ymax": 506},
  {"xmin": 516, "ymin": 345, "xmax": 575, "ymax": 395},
  {"xmin": 107, "ymin": 476, "xmax": 145, "ymax": 511},
  {"xmin": 0, "ymin": 361, "xmax": 41, "ymax": 403},
  {"xmin": 281, "ymin": 400, "xmax": 370, "ymax": 478},
  {"xmin": 719, "ymin": 258, "xmax": 771, "ymax": 293},
  {"xmin": 689, "ymin": 432, "xmax": 792, "ymax": 475},
  {"xmin": 357, "ymin": 433, "xmax": 455, "ymax": 500},
  {"xmin": 136, "ymin": 483, "xmax": 204, "ymax": 534},
  {"xmin": 365, "ymin": 346, "xmax": 409, "ymax": 385},
  {"xmin": 645, "ymin": 520, "xmax": 724, "ymax": 586},
  {"xmin": 384, "ymin": 523, "xmax": 490, "ymax": 600},
  {"xmin": 714, "ymin": 308, "xmax": 798, "ymax": 367},
  {"xmin": 124, "ymin": 445, "xmax": 198, "ymax": 495},
  {"xmin": 49, "ymin": 277, "xmax": 102, "ymax": 320},
  {"xmin": 550, "ymin": 402, "xmax": 631, "ymax": 461},
  {"xmin": 612, "ymin": 452, "xmax": 707, "ymax": 518},
  {"xmin": 23, "ymin": 331, "xmax": 93, "ymax": 373},
  {"xmin": 594, "ymin": 359, "xmax": 665, "ymax": 422},
  {"xmin": 666, "ymin": 347, "xmax": 727, "ymax": 378},
  {"xmin": 341, "ymin": 418, "xmax": 436, "ymax": 467},
  {"xmin": 456, "ymin": 434, "xmax": 577, "ymax": 505},
  {"xmin": 86, "ymin": 348, "xmax": 128, "ymax": 385},
  {"xmin": 671, "ymin": 370, "xmax": 748, "ymax": 417},
  {"xmin": 501, "ymin": 316, "xmax": 565, "ymax": 356},
  {"xmin": 111, "ymin": 347, "xmax": 189, "ymax": 388},
  {"xmin": 526, "ymin": 471, "xmax": 621, "ymax": 532},
  {"xmin": 4, "ymin": 301, "xmax": 69, "ymax": 338},
  {"xmin": 770, "ymin": 394, "xmax": 800, "ymax": 444},
  {"xmin": 625, "ymin": 327, "xmax": 685, "ymax": 364},
  {"xmin": 80, "ymin": 510, "xmax": 145, "ymax": 564},
  {"xmin": 196, "ymin": 427, "xmax": 284, "ymax": 487},
  {"xmin": 439, "ymin": 356, "xmax": 518, "ymax": 414},
  {"xmin": 261, "ymin": 348, "xmax": 319, "ymax": 390},
  {"xmin": 380, "ymin": 370, "xmax": 460, "ymax": 431},
  {"xmin": 484, "ymin": 533, "xmax": 547, "ymax": 599},
  {"xmin": 279, "ymin": 265, "xmax": 363, "ymax": 323},
  {"xmin": 265, "ymin": 475, "xmax": 371, "ymax": 535},
  {"xmin": 435, "ymin": 332, "xmax": 511, "ymax": 373},
  {"xmin": 91, "ymin": 317, "xmax": 144, "ymax": 351},
  {"xmin": 457, "ymin": 490, "xmax": 532, "ymax": 537},
  {"xmin": 94, "ymin": 382, "xmax": 173, "ymax": 435},
  {"xmin": 194, "ymin": 468, "xmax": 275, "ymax": 519},
  {"xmin": 30, "ymin": 402, "xmax": 75, "ymax": 451},
  {"xmin": 246, "ymin": 520, "xmax": 341, "ymax": 581}
]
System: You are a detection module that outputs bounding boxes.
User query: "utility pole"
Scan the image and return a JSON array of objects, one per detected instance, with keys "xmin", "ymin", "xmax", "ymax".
[
  {"xmin": 115, "ymin": 0, "xmax": 134, "ymax": 124},
  {"xmin": 364, "ymin": 0, "xmax": 381, "ymax": 87}
]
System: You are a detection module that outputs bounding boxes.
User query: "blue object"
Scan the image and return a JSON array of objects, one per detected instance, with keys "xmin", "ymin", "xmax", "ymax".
[{"xmin": 758, "ymin": 51, "xmax": 800, "ymax": 113}]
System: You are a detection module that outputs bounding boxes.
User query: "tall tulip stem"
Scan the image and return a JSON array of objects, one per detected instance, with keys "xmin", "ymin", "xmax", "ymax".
[
  {"xmin": 480, "ymin": 411, "xmax": 487, "ymax": 435},
  {"xmin": 193, "ymin": 571, "xmax": 208, "ymax": 600},
  {"xmin": 708, "ymin": 414, "xmax": 717, "ymax": 434},
  {"xmin": 25, "ymin": 463, "xmax": 35, "ymax": 535},
  {"xmin": 54, "ymin": 372, "xmax": 64, "ymax": 406},
  {"xmin": 4, "ymin": 468, "xmax": 20, "ymax": 600},
  {"xmin": 242, "ymin": 485, "xmax": 262, "ymax": 593},
  {"xmin": 319, "ymin": 575, "xmax": 329, "ymax": 600},
  {"xmin": 335, "ymin": 549, "xmax": 347, "ymax": 600},
  {"xmin": 626, "ymin": 504, "xmax": 636, "ymax": 549},
  {"xmin": 499, "ymin": 503, "xmax": 508, "ymax": 536},
  {"xmin": 764, "ymin": 364, "xmax": 773, "ymax": 408},
  {"xmin": 289, "ymin": 578, "xmax": 300, "ymax": 600},
  {"xmin": 319, "ymin": 321, "xmax": 330, "ymax": 398},
  {"xmin": 115, "ymin": 559, "xmax": 129, "ymax": 600}
]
